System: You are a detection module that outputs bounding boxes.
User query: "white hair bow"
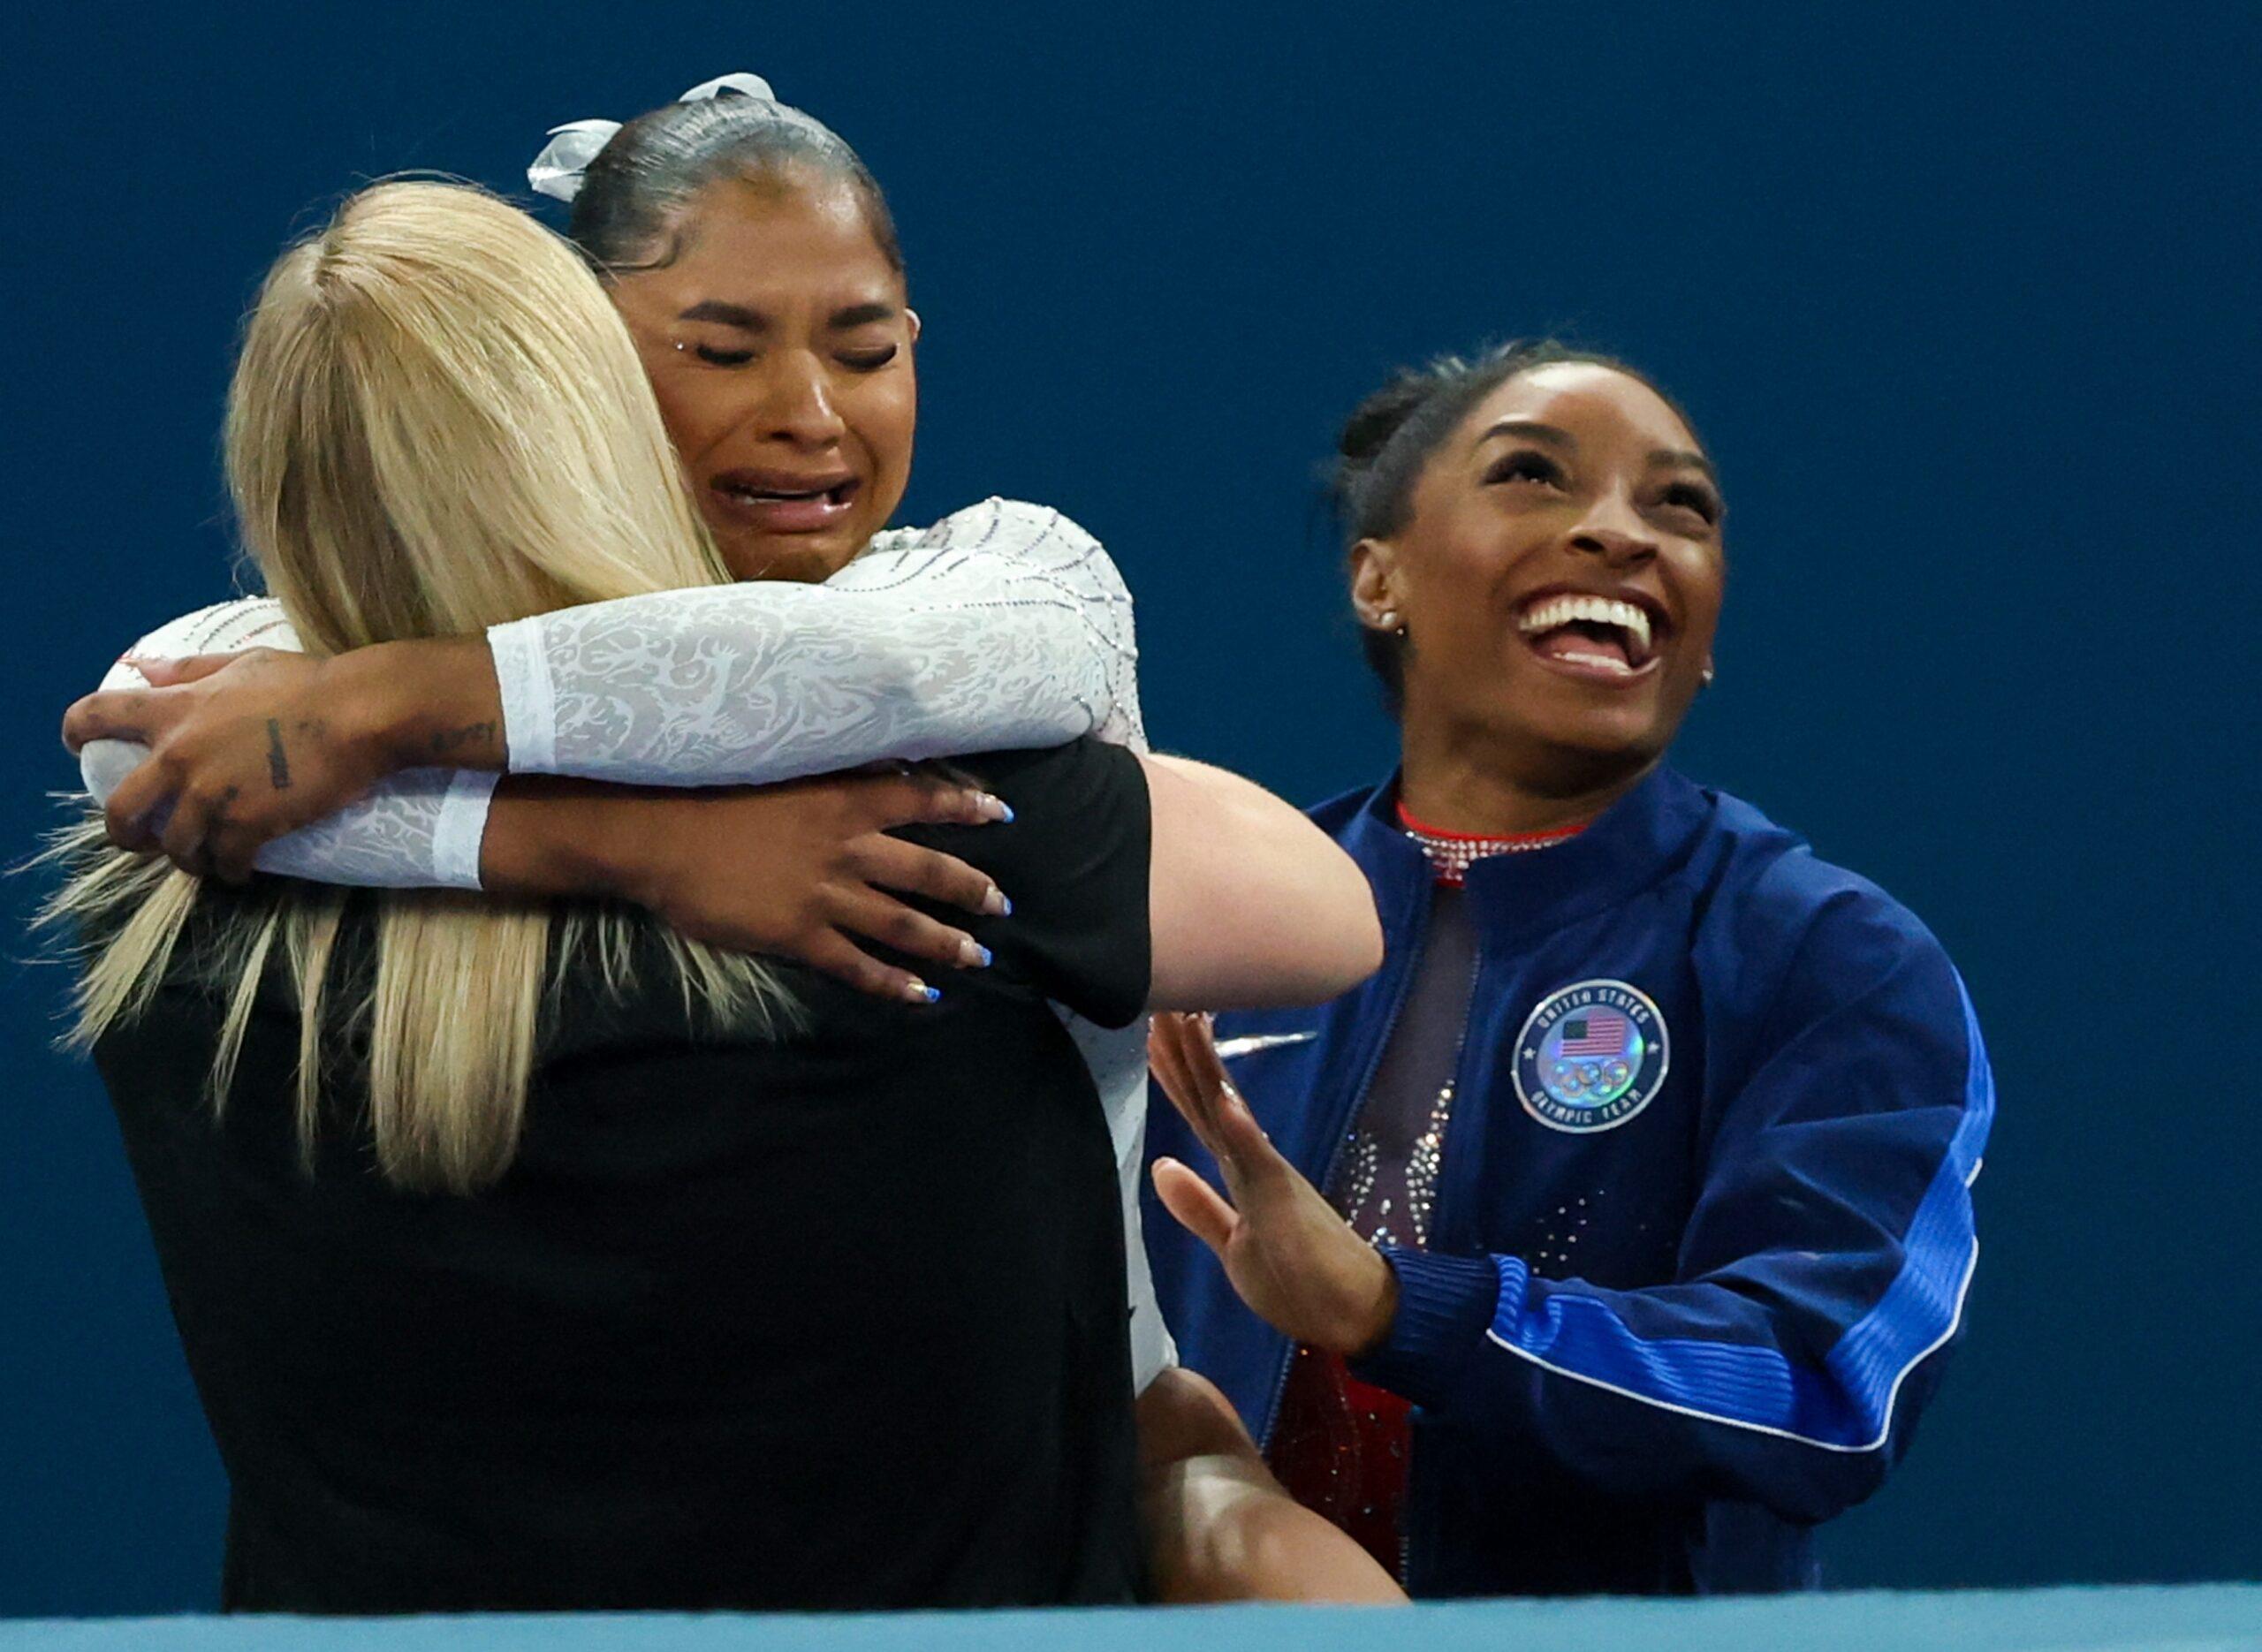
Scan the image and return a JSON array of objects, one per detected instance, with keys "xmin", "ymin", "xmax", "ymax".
[{"xmin": 528, "ymin": 72, "xmax": 778, "ymax": 203}]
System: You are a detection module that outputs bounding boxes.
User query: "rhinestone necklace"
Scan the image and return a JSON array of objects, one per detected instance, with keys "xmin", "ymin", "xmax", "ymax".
[{"xmin": 1394, "ymin": 800, "xmax": 1586, "ymax": 886}]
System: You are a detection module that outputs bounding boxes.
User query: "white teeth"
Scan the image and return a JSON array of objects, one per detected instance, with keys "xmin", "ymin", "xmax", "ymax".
[{"xmin": 1515, "ymin": 594, "xmax": 1653, "ymax": 654}]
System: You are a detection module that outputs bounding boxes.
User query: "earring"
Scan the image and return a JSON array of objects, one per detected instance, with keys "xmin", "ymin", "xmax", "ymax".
[
  {"xmin": 1701, "ymin": 665, "xmax": 1717, "ymax": 686},
  {"xmin": 1376, "ymin": 610, "xmax": 1401, "ymax": 633}
]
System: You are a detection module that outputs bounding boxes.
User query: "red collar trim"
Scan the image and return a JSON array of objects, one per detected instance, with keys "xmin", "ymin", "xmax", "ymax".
[{"xmin": 1393, "ymin": 800, "xmax": 1588, "ymax": 850}]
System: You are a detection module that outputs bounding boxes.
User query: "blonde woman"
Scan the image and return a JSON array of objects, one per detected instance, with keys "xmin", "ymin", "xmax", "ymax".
[
  {"xmin": 52, "ymin": 180, "xmax": 1393, "ymax": 1611},
  {"xmin": 65, "ymin": 80, "xmax": 1213, "ymax": 1519}
]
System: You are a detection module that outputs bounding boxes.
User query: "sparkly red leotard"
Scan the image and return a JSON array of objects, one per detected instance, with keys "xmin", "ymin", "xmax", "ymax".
[{"xmin": 1264, "ymin": 801, "xmax": 1583, "ymax": 1578}]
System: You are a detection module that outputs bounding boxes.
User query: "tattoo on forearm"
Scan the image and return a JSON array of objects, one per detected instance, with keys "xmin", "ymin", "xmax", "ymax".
[
  {"xmin": 428, "ymin": 721, "xmax": 497, "ymax": 759},
  {"xmin": 265, "ymin": 719, "xmax": 291, "ymax": 790}
]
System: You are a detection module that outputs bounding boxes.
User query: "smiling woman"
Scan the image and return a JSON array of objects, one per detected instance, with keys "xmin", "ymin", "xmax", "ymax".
[
  {"xmin": 1143, "ymin": 341, "xmax": 1994, "ymax": 1598},
  {"xmin": 1339, "ymin": 343, "xmax": 1722, "ymax": 808}
]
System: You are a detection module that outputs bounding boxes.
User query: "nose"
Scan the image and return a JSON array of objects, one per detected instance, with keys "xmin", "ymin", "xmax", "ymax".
[
  {"xmin": 755, "ymin": 352, "xmax": 847, "ymax": 447},
  {"xmin": 1567, "ymin": 487, "xmax": 1658, "ymax": 566}
]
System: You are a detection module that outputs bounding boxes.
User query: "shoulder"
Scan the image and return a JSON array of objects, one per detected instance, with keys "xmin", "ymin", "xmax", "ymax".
[
  {"xmin": 876, "ymin": 498, "xmax": 1123, "ymax": 581},
  {"xmin": 953, "ymin": 739, "xmax": 1148, "ymax": 832},
  {"xmin": 1695, "ymin": 786, "xmax": 1971, "ymax": 1046},
  {"xmin": 1306, "ymin": 779, "xmax": 1385, "ymax": 837},
  {"xmin": 916, "ymin": 740, "xmax": 1152, "ymax": 1031},
  {"xmin": 935, "ymin": 496, "xmax": 1105, "ymax": 551}
]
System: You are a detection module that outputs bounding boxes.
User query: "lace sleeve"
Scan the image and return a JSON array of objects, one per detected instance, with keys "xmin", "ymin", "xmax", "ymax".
[
  {"xmin": 79, "ymin": 598, "xmax": 496, "ymax": 890},
  {"xmin": 485, "ymin": 496, "xmax": 1147, "ymax": 784}
]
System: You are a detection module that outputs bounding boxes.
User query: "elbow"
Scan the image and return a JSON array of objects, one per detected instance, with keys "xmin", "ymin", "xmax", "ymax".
[{"xmin": 1732, "ymin": 1405, "xmax": 1906, "ymax": 1523}]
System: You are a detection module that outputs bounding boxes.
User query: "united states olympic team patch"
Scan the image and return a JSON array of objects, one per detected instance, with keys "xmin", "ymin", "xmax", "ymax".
[{"xmin": 1512, "ymin": 980, "xmax": 1670, "ymax": 1133}]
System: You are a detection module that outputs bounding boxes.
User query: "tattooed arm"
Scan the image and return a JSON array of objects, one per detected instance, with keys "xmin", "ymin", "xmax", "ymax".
[
  {"xmin": 66, "ymin": 499, "xmax": 1142, "ymax": 888},
  {"xmin": 76, "ymin": 600, "xmax": 501, "ymax": 888}
]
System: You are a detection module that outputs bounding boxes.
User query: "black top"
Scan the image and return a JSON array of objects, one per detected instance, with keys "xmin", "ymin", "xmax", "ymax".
[{"xmin": 93, "ymin": 739, "xmax": 1152, "ymax": 1614}]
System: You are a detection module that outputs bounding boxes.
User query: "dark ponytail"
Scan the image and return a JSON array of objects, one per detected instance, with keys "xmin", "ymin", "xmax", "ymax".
[{"xmin": 567, "ymin": 90, "xmax": 902, "ymax": 278}]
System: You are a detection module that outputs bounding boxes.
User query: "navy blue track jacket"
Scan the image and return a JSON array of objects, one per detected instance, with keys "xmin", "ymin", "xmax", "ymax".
[{"xmin": 1143, "ymin": 765, "xmax": 1993, "ymax": 1595}]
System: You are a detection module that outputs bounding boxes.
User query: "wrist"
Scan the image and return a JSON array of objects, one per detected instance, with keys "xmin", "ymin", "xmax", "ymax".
[
  {"xmin": 347, "ymin": 636, "xmax": 507, "ymax": 774},
  {"xmin": 1345, "ymin": 1248, "xmax": 1503, "ymax": 1413},
  {"xmin": 1343, "ymin": 1247, "xmax": 1401, "ymax": 1359},
  {"xmin": 480, "ymin": 778, "xmax": 655, "ymax": 903}
]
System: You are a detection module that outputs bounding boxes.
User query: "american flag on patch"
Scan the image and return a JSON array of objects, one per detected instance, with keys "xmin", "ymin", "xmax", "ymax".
[{"xmin": 1559, "ymin": 1010, "xmax": 1631, "ymax": 1057}]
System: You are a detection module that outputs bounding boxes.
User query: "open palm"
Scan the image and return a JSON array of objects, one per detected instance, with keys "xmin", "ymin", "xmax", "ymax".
[{"xmin": 1148, "ymin": 1013, "xmax": 1399, "ymax": 1358}]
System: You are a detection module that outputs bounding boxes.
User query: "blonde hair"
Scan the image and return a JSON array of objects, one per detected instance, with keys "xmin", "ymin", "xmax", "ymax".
[{"xmin": 45, "ymin": 180, "xmax": 788, "ymax": 1194}]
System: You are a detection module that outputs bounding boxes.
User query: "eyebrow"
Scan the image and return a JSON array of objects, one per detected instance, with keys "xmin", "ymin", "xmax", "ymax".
[
  {"xmin": 1474, "ymin": 419, "xmax": 1575, "ymax": 451},
  {"xmin": 674, "ymin": 299, "xmax": 901, "ymax": 331},
  {"xmin": 1474, "ymin": 420, "xmax": 1718, "ymax": 481},
  {"xmin": 1651, "ymin": 447, "xmax": 1718, "ymax": 481}
]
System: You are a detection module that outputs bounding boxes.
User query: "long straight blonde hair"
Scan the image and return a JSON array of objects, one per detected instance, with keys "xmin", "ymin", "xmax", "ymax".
[{"xmin": 46, "ymin": 180, "xmax": 788, "ymax": 1194}]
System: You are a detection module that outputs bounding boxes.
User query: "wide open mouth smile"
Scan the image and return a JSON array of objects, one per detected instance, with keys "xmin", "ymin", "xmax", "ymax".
[
  {"xmin": 709, "ymin": 468, "xmax": 862, "ymax": 533},
  {"xmin": 1513, "ymin": 587, "xmax": 1669, "ymax": 682}
]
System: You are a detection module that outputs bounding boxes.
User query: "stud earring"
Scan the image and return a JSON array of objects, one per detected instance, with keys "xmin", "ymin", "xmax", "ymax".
[
  {"xmin": 1376, "ymin": 610, "xmax": 1401, "ymax": 633},
  {"xmin": 1700, "ymin": 665, "xmax": 1717, "ymax": 686}
]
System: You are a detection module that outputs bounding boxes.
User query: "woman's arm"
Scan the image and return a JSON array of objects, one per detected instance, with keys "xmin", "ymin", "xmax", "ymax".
[
  {"xmin": 1150, "ymin": 917, "xmax": 1995, "ymax": 1527},
  {"xmin": 66, "ymin": 500, "xmax": 1141, "ymax": 884},
  {"xmin": 1141, "ymin": 754, "xmax": 1384, "ymax": 1012},
  {"xmin": 492, "ymin": 496, "xmax": 1143, "ymax": 783},
  {"xmin": 480, "ymin": 775, "xmax": 1013, "ymax": 1004},
  {"xmin": 72, "ymin": 603, "xmax": 1016, "ymax": 996},
  {"xmin": 74, "ymin": 599, "xmax": 501, "ymax": 889},
  {"xmin": 1136, "ymin": 1366, "xmax": 1406, "ymax": 1603}
]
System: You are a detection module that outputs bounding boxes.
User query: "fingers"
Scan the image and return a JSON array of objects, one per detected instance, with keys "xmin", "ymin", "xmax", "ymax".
[
  {"xmin": 157, "ymin": 784, "xmax": 221, "ymax": 879},
  {"xmin": 1177, "ymin": 1017, "xmax": 1284, "ymax": 1172},
  {"xmin": 798, "ymin": 930, "xmax": 942, "ymax": 1006},
  {"xmin": 852, "ymin": 836, "xmax": 1009, "ymax": 917},
  {"xmin": 859, "ymin": 771, "xmax": 1013, "ymax": 830},
  {"xmin": 132, "ymin": 653, "xmax": 241, "ymax": 688},
  {"xmin": 1152, "ymin": 1159, "xmax": 1241, "ymax": 1258},
  {"xmin": 63, "ymin": 688, "xmax": 171, "ymax": 755},
  {"xmin": 834, "ymin": 887, "xmax": 993, "ymax": 975},
  {"xmin": 202, "ymin": 805, "xmax": 263, "ymax": 886},
  {"xmin": 1150, "ymin": 1013, "xmax": 1285, "ymax": 1185},
  {"xmin": 102, "ymin": 758, "xmax": 178, "ymax": 853},
  {"xmin": 1147, "ymin": 1014, "xmax": 1231, "ymax": 1163}
]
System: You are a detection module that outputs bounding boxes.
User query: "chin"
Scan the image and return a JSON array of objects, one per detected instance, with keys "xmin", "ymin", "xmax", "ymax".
[
  {"xmin": 717, "ymin": 531, "xmax": 862, "ymax": 585},
  {"xmin": 1504, "ymin": 698, "xmax": 1674, "ymax": 789}
]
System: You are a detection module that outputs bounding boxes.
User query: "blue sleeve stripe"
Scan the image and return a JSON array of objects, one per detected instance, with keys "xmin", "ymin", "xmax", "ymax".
[{"xmin": 1484, "ymin": 974, "xmax": 1995, "ymax": 1454}]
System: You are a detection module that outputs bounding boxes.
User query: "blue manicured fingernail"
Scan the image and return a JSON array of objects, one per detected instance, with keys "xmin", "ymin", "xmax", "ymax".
[
  {"xmin": 922, "ymin": 985, "xmax": 941, "ymax": 1004},
  {"xmin": 999, "ymin": 893, "xmax": 1014, "ymax": 916}
]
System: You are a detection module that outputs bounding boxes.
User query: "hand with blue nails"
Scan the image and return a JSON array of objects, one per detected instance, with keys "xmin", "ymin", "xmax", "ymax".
[{"xmin": 482, "ymin": 769, "xmax": 1013, "ymax": 1005}]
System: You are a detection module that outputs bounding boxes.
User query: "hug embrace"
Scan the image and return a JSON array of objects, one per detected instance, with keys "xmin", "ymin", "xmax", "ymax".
[{"xmin": 50, "ymin": 72, "xmax": 1990, "ymax": 1610}]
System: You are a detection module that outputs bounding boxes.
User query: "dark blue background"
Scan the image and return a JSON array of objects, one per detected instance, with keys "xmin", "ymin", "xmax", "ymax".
[{"xmin": 5, "ymin": 1, "xmax": 2256, "ymax": 1616}]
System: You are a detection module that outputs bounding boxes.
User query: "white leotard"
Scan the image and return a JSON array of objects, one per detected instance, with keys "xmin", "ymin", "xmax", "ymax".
[{"xmin": 82, "ymin": 497, "xmax": 1175, "ymax": 1391}]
